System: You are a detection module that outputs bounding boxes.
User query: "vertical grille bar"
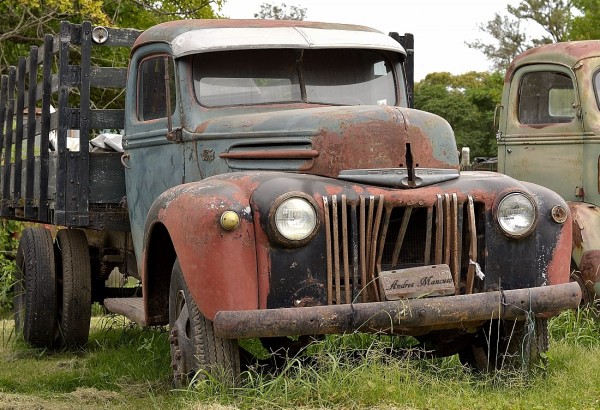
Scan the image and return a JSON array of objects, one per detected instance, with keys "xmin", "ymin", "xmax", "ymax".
[
  {"xmin": 350, "ymin": 205, "xmax": 359, "ymax": 301},
  {"xmin": 435, "ymin": 194, "xmax": 443, "ymax": 264},
  {"xmin": 443, "ymin": 193, "xmax": 451, "ymax": 266},
  {"xmin": 341, "ymin": 195, "xmax": 351, "ymax": 304},
  {"xmin": 323, "ymin": 196, "xmax": 333, "ymax": 304},
  {"xmin": 368, "ymin": 195, "xmax": 384, "ymax": 301},
  {"xmin": 450, "ymin": 193, "xmax": 460, "ymax": 293},
  {"xmin": 466, "ymin": 195, "xmax": 477, "ymax": 294},
  {"xmin": 424, "ymin": 207, "xmax": 433, "ymax": 265},
  {"xmin": 359, "ymin": 196, "xmax": 367, "ymax": 302},
  {"xmin": 332, "ymin": 195, "xmax": 341, "ymax": 304}
]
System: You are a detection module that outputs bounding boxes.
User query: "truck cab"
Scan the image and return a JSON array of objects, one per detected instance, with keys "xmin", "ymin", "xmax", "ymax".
[{"xmin": 497, "ymin": 41, "xmax": 600, "ymax": 302}]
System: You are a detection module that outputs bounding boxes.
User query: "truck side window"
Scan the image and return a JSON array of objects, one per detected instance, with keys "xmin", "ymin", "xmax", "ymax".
[
  {"xmin": 518, "ymin": 71, "xmax": 575, "ymax": 124},
  {"xmin": 137, "ymin": 56, "xmax": 176, "ymax": 121}
]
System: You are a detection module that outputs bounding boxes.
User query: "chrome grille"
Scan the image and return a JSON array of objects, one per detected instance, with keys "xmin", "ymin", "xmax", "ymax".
[{"xmin": 323, "ymin": 194, "xmax": 481, "ymax": 304}]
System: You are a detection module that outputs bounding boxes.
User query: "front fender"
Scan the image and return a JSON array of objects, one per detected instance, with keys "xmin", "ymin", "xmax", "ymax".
[
  {"xmin": 569, "ymin": 201, "xmax": 600, "ymax": 298},
  {"xmin": 143, "ymin": 177, "xmax": 260, "ymax": 320}
]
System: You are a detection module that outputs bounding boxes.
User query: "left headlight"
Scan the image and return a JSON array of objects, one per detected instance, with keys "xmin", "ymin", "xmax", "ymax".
[
  {"xmin": 271, "ymin": 194, "xmax": 319, "ymax": 245},
  {"xmin": 497, "ymin": 192, "xmax": 537, "ymax": 238}
]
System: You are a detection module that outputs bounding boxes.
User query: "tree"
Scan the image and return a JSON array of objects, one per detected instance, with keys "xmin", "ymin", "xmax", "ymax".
[
  {"xmin": 414, "ymin": 71, "xmax": 504, "ymax": 157},
  {"xmin": 0, "ymin": 0, "xmax": 223, "ymax": 74},
  {"xmin": 467, "ymin": 0, "xmax": 573, "ymax": 71},
  {"xmin": 570, "ymin": 0, "xmax": 600, "ymax": 40},
  {"xmin": 254, "ymin": 2, "xmax": 307, "ymax": 20}
]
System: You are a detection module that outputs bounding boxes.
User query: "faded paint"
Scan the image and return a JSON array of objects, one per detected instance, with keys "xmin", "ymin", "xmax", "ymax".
[
  {"xmin": 498, "ymin": 39, "xmax": 600, "ymax": 301},
  {"xmin": 143, "ymin": 177, "xmax": 262, "ymax": 320},
  {"xmin": 132, "ymin": 19, "xmax": 396, "ymax": 54},
  {"xmin": 189, "ymin": 105, "xmax": 458, "ymax": 181}
]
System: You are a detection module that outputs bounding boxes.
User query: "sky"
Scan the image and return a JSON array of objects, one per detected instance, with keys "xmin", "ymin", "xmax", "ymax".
[{"xmin": 219, "ymin": 0, "xmax": 518, "ymax": 81}]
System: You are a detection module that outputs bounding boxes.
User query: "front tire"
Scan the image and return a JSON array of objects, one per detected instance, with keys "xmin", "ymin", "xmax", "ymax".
[
  {"xmin": 459, "ymin": 318, "xmax": 548, "ymax": 374},
  {"xmin": 168, "ymin": 260, "xmax": 240, "ymax": 385}
]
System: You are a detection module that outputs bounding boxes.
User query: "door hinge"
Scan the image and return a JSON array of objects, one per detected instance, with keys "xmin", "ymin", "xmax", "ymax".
[{"xmin": 167, "ymin": 127, "xmax": 183, "ymax": 143}]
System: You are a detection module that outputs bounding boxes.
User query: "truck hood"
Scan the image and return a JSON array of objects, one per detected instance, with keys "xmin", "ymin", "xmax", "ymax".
[{"xmin": 192, "ymin": 105, "xmax": 459, "ymax": 188}]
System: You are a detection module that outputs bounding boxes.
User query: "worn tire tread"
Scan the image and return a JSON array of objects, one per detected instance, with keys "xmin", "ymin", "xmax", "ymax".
[
  {"xmin": 14, "ymin": 227, "xmax": 56, "ymax": 347},
  {"xmin": 55, "ymin": 229, "xmax": 91, "ymax": 347},
  {"xmin": 169, "ymin": 260, "xmax": 240, "ymax": 384}
]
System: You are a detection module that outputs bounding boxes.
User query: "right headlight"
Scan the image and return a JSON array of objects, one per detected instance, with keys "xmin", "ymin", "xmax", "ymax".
[{"xmin": 496, "ymin": 192, "xmax": 537, "ymax": 238}]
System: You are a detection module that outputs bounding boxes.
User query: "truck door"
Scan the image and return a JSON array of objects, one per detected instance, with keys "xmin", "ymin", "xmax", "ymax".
[
  {"xmin": 498, "ymin": 65, "xmax": 583, "ymax": 202},
  {"xmin": 123, "ymin": 51, "xmax": 184, "ymax": 268}
]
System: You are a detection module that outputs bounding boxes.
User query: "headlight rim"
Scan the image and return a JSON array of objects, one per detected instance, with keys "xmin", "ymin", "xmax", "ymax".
[
  {"xmin": 495, "ymin": 191, "xmax": 538, "ymax": 239},
  {"xmin": 269, "ymin": 191, "xmax": 321, "ymax": 247}
]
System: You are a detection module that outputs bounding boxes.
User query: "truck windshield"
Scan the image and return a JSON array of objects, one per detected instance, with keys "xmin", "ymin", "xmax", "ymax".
[{"xmin": 193, "ymin": 48, "xmax": 397, "ymax": 107}]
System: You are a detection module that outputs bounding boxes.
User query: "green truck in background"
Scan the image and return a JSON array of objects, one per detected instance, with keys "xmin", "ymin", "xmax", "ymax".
[{"xmin": 497, "ymin": 40, "xmax": 600, "ymax": 303}]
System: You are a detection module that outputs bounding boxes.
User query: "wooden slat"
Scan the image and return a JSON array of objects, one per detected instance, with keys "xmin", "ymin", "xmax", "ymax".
[
  {"xmin": 13, "ymin": 57, "xmax": 25, "ymax": 206},
  {"xmin": 2, "ymin": 66, "xmax": 16, "ymax": 214},
  {"xmin": 25, "ymin": 46, "xmax": 39, "ymax": 219},
  {"xmin": 38, "ymin": 34, "xmax": 53, "ymax": 221}
]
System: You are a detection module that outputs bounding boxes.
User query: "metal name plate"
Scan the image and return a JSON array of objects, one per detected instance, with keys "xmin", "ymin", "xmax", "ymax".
[{"xmin": 379, "ymin": 264, "xmax": 455, "ymax": 300}]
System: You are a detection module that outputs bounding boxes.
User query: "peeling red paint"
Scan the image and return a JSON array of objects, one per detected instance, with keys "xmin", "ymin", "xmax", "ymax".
[
  {"xmin": 577, "ymin": 250, "xmax": 600, "ymax": 298},
  {"xmin": 546, "ymin": 214, "xmax": 572, "ymax": 285}
]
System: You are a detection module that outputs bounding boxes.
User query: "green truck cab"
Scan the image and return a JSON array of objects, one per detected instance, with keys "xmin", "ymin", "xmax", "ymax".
[
  {"xmin": 0, "ymin": 20, "xmax": 580, "ymax": 383},
  {"xmin": 497, "ymin": 40, "xmax": 600, "ymax": 303}
]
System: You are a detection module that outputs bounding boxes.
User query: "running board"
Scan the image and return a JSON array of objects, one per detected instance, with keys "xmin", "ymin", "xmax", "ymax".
[{"xmin": 104, "ymin": 297, "xmax": 146, "ymax": 326}]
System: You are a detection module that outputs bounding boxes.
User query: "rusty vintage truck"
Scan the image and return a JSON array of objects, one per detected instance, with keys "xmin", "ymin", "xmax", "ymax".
[
  {"xmin": 497, "ymin": 40, "xmax": 600, "ymax": 304},
  {"xmin": 0, "ymin": 20, "xmax": 580, "ymax": 383}
]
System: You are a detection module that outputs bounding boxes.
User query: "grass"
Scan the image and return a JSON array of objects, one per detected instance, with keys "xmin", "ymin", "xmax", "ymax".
[{"xmin": 0, "ymin": 308, "xmax": 599, "ymax": 409}]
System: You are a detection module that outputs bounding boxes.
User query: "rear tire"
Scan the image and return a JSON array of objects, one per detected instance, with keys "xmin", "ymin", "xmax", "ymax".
[
  {"xmin": 54, "ymin": 229, "xmax": 92, "ymax": 347},
  {"xmin": 13, "ymin": 227, "xmax": 56, "ymax": 347},
  {"xmin": 459, "ymin": 318, "xmax": 548, "ymax": 374},
  {"xmin": 168, "ymin": 260, "xmax": 240, "ymax": 386}
]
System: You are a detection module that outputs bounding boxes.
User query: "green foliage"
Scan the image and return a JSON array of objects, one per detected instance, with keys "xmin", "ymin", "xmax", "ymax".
[
  {"xmin": 254, "ymin": 2, "xmax": 307, "ymax": 20},
  {"xmin": 0, "ymin": 220, "xmax": 22, "ymax": 314},
  {"xmin": 570, "ymin": 0, "xmax": 600, "ymax": 40},
  {"xmin": 414, "ymin": 71, "xmax": 504, "ymax": 158},
  {"xmin": 549, "ymin": 305, "xmax": 600, "ymax": 347},
  {"xmin": 0, "ymin": 0, "xmax": 224, "ymax": 74}
]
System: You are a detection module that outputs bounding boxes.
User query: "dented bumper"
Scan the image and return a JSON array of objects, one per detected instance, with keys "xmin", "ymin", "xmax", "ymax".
[{"xmin": 213, "ymin": 282, "xmax": 581, "ymax": 339}]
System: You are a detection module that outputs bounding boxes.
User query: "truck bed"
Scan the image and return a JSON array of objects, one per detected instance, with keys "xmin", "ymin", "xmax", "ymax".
[{"xmin": 0, "ymin": 22, "xmax": 140, "ymax": 230}]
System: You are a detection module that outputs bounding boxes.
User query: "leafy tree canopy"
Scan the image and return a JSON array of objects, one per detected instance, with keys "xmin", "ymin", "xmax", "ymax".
[
  {"xmin": 414, "ymin": 71, "xmax": 504, "ymax": 158},
  {"xmin": 467, "ymin": 0, "xmax": 573, "ymax": 71},
  {"xmin": 570, "ymin": 0, "xmax": 600, "ymax": 40},
  {"xmin": 0, "ymin": 0, "xmax": 223, "ymax": 71},
  {"xmin": 254, "ymin": 2, "xmax": 307, "ymax": 20}
]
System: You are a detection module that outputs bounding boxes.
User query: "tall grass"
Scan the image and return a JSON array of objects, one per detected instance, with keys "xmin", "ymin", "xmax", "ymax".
[{"xmin": 1, "ymin": 306, "xmax": 599, "ymax": 409}]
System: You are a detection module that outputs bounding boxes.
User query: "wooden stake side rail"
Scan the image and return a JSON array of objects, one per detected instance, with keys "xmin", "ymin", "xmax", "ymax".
[{"xmin": 0, "ymin": 21, "xmax": 140, "ymax": 228}]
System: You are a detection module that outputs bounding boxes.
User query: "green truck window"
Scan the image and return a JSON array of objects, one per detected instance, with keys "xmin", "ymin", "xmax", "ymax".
[{"xmin": 518, "ymin": 71, "xmax": 575, "ymax": 125}]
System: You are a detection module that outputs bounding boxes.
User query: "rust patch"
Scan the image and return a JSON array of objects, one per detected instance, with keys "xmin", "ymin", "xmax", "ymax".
[
  {"xmin": 546, "ymin": 213, "xmax": 573, "ymax": 285},
  {"xmin": 578, "ymin": 250, "xmax": 600, "ymax": 299},
  {"xmin": 201, "ymin": 149, "xmax": 215, "ymax": 162}
]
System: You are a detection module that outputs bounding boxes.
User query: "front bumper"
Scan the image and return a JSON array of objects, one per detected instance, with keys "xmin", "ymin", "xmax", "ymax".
[{"xmin": 214, "ymin": 282, "xmax": 581, "ymax": 339}]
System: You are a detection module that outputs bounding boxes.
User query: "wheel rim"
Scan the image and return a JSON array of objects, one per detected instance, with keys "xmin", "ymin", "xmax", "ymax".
[{"xmin": 170, "ymin": 289, "xmax": 196, "ymax": 383}]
